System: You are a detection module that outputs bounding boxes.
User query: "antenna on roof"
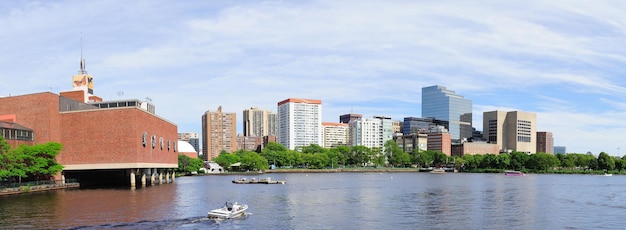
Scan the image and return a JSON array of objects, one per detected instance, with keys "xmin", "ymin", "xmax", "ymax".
[{"xmin": 79, "ymin": 33, "xmax": 87, "ymax": 74}]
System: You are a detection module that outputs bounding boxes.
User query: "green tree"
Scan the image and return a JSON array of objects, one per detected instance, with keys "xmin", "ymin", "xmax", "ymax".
[
  {"xmin": 414, "ymin": 150, "xmax": 433, "ymax": 168},
  {"xmin": 213, "ymin": 152, "xmax": 241, "ymax": 169},
  {"xmin": 301, "ymin": 144, "xmax": 326, "ymax": 154},
  {"xmin": 597, "ymin": 152, "xmax": 615, "ymax": 171},
  {"xmin": 461, "ymin": 154, "xmax": 476, "ymax": 169},
  {"xmin": 526, "ymin": 153, "xmax": 559, "ymax": 171},
  {"xmin": 561, "ymin": 154, "xmax": 577, "ymax": 169},
  {"xmin": 510, "ymin": 151, "xmax": 529, "ymax": 170},
  {"xmin": 0, "ymin": 140, "xmax": 64, "ymax": 182},
  {"xmin": 239, "ymin": 151, "xmax": 269, "ymax": 171},
  {"xmin": 497, "ymin": 153, "xmax": 511, "ymax": 169},
  {"xmin": 349, "ymin": 146, "xmax": 372, "ymax": 166}
]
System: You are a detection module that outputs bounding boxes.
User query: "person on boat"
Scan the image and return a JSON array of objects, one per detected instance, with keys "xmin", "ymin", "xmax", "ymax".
[{"xmin": 232, "ymin": 202, "xmax": 240, "ymax": 211}]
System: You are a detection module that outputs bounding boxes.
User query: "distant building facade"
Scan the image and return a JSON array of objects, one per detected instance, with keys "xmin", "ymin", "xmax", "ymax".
[
  {"xmin": 237, "ymin": 134, "xmax": 262, "ymax": 152},
  {"xmin": 322, "ymin": 122, "xmax": 348, "ymax": 148},
  {"xmin": 243, "ymin": 107, "xmax": 276, "ymax": 137},
  {"xmin": 536, "ymin": 131, "xmax": 554, "ymax": 154},
  {"xmin": 339, "ymin": 113, "xmax": 362, "ymax": 124},
  {"xmin": 402, "ymin": 117, "xmax": 448, "ymax": 135},
  {"xmin": 393, "ymin": 133, "xmax": 427, "ymax": 153},
  {"xmin": 178, "ymin": 132, "xmax": 200, "ymax": 153},
  {"xmin": 422, "ymin": 85, "xmax": 472, "ymax": 143},
  {"xmin": 483, "ymin": 110, "xmax": 537, "ymax": 153},
  {"xmin": 201, "ymin": 106, "xmax": 237, "ymax": 161},
  {"xmin": 451, "ymin": 142, "xmax": 500, "ymax": 156},
  {"xmin": 554, "ymin": 146, "xmax": 566, "ymax": 154},
  {"xmin": 277, "ymin": 98, "xmax": 323, "ymax": 150},
  {"xmin": 427, "ymin": 133, "xmax": 452, "ymax": 156},
  {"xmin": 392, "ymin": 120, "xmax": 402, "ymax": 134}
]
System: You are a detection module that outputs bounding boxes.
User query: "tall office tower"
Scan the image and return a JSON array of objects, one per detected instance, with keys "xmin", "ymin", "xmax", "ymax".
[
  {"xmin": 483, "ymin": 110, "xmax": 537, "ymax": 153},
  {"xmin": 536, "ymin": 131, "xmax": 554, "ymax": 154},
  {"xmin": 554, "ymin": 146, "xmax": 566, "ymax": 154},
  {"xmin": 178, "ymin": 132, "xmax": 200, "ymax": 153},
  {"xmin": 322, "ymin": 122, "xmax": 349, "ymax": 148},
  {"xmin": 243, "ymin": 107, "xmax": 276, "ymax": 137},
  {"xmin": 339, "ymin": 113, "xmax": 362, "ymax": 124},
  {"xmin": 277, "ymin": 98, "xmax": 323, "ymax": 150},
  {"xmin": 421, "ymin": 85, "xmax": 472, "ymax": 143},
  {"xmin": 201, "ymin": 106, "xmax": 237, "ymax": 161},
  {"xmin": 348, "ymin": 116, "xmax": 393, "ymax": 151}
]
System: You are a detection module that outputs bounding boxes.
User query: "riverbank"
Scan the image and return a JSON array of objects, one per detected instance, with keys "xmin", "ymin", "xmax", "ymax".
[
  {"xmin": 0, "ymin": 182, "xmax": 80, "ymax": 196},
  {"xmin": 266, "ymin": 167, "xmax": 419, "ymax": 173}
]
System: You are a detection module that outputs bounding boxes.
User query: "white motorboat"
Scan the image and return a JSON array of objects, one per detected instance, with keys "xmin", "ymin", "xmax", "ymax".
[{"xmin": 208, "ymin": 201, "xmax": 248, "ymax": 219}]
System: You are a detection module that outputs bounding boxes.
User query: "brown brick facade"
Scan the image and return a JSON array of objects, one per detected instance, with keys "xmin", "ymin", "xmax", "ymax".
[{"xmin": 1, "ymin": 92, "xmax": 178, "ymax": 170}]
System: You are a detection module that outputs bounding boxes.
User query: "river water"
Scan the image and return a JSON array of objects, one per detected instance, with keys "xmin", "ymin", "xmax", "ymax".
[{"xmin": 0, "ymin": 172, "xmax": 624, "ymax": 229}]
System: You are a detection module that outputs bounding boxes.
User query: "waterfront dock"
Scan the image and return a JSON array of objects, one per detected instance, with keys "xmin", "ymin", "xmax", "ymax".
[{"xmin": 232, "ymin": 177, "xmax": 286, "ymax": 184}]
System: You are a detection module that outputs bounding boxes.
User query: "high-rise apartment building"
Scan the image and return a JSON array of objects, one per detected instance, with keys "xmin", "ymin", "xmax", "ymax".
[
  {"xmin": 322, "ymin": 122, "xmax": 349, "ymax": 148},
  {"xmin": 178, "ymin": 132, "xmax": 200, "ymax": 153},
  {"xmin": 483, "ymin": 110, "xmax": 537, "ymax": 153},
  {"xmin": 536, "ymin": 131, "xmax": 554, "ymax": 154},
  {"xmin": 277, "ymin": 98, "xmax": 323, "ymax": 150},
  {"xmin": 421, "ymin": 85, "xmax": 472, "ymax": 143},
  {"xmin": 243, "ymin": 107, "xmax": 276, "ymax": 137},
  {"xmin": 348, "ymin": 116, "xmax": 393, "ymax": 151},
  {"xmin": 201, "ymin": 106, "xmax": 237, "ymax": 161},
  {"xmin": 340, "ymin": 113, "xmax": 362, "ymax": 124}
]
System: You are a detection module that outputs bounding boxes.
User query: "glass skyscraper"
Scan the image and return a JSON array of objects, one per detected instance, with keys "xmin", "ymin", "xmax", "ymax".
[{"xmin": 421, "ymin": 85, "xmax": 472, "ymax": 143}]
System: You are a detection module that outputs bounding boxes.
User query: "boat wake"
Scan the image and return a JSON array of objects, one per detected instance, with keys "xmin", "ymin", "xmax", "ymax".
[{"xmin": 61, "ymin": 215, "xmax": 251, "ymax": 230}]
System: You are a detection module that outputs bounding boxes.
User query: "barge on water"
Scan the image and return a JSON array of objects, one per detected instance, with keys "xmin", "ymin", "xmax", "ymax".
[{"xmin": 232, "ymin": 177, "xmax": 286, "ymax": 184}]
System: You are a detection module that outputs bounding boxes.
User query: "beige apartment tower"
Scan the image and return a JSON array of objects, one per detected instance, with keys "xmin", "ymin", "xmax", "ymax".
[
  {"xmin": 243, "ymin": 107, "xmax": 276, "ymax": 137},
  {"xmin": 202, "ymin": 106, "xmax": 237, "ymax": 161},
  {"xmin": 483, "ymin": 110, "xmax": 536, "ymax": 153}
]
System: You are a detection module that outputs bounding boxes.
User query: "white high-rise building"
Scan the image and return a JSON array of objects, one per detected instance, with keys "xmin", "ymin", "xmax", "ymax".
[
  {"xmin": 277, "ymin": 98, "xmax": 323, "ymax": 150},
  {"xmin": 348, "ymin": 116, "xmax": 393, "ymax": 151}
]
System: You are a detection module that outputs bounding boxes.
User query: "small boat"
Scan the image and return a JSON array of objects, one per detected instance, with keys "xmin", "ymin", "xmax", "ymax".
[
  {"xmin": 504, "ymin": 170, "xmax": 525, "ymax": 176},
  {"xmin": 604, "ymin": 173, "xmax": 613, "ymax": 177},
  {"xmin": 208, "ymin": 201, "xmax": 248, "ymax": 219},
  {"xmin": 430, "ymin": 168, "xmax": 445, "ymax": 174}
]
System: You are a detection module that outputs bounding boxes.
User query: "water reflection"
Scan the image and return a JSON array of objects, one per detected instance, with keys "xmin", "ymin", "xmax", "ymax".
[{"xmin": 1, "ymin": 173, "xmax": 626, "ymax": 229}]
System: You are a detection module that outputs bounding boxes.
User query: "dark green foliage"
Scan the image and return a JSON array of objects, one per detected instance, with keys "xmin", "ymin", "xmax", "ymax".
[
  {"xmin": 0, "ymin": 136, "xmax": 64, "ymax": 182},
  {"xmin": 177, "ymin": 155, "xmax": 204, "ymax": 174}
]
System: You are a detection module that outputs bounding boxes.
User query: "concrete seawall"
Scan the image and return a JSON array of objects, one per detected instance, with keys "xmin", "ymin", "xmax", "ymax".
[{"xmin": 0, "ymin": 183, "xmax": 80, "ymax": 196}]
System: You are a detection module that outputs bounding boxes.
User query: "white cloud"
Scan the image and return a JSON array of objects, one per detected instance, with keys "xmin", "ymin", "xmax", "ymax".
[{"xmin": 1, "ymin": 0, "xmax": 626, "ymax": 154}]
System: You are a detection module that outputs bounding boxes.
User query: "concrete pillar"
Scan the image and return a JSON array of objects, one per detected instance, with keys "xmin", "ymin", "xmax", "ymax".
[
  {"xmin": 61, "ymin": 174, "xmax": 66, "ymax": 185},
  {"xmin": 141, "ymin": 170, "xmax": 146, "ymax": 187},
  {"xmin": 150, "ymin": 168, "xmax": 156, "ymax": 185},
  {"xmin": 171, "ymin": 170, "xmax": 175, "ymax": 182},
  {"xmin": 159, "ymin": 170, "xmax": 164, "ymax": 184},
  {"xmin": 166, "ymin": 171, "xmax": 171, "ymax": 183},
  {"xmin": 130, "ymin": 170, "xmax": 136, "ymax": 188}
]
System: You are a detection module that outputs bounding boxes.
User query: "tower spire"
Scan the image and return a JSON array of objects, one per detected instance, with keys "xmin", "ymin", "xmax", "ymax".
[{"xmin": 79, "ymin": 33, "xmax": 87, "ymax": 74}]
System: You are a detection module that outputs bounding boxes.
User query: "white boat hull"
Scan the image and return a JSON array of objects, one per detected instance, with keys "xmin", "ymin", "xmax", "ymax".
[{"xmin": 208, "ymin": 203, "xmax": 248, "ymax": 219}]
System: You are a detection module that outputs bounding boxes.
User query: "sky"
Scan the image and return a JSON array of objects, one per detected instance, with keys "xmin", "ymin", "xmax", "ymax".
[{"xmin": 1, "ymin": 0, "xmax": 626, "ymax": 155}]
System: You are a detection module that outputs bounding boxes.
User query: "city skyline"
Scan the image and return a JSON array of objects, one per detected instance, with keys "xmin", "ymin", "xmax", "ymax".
[{"xmin": 1, "ymin": 1, "xmax": 626, "ymax": 155}]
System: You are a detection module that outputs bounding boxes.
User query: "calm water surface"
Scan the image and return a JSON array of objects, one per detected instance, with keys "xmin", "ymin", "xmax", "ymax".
[{"xmin": 1, "ymin": 173, "xmax": 625, "ymax": 229}]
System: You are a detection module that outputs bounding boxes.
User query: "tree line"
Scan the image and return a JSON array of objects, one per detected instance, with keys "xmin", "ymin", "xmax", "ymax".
[
  {"xmin": 209, "ymin": 140, "xmax": 626, "ymax": 173},
  {"xmin": 0, "ymin": 136, "xmax": 63, "ymax": 183}
]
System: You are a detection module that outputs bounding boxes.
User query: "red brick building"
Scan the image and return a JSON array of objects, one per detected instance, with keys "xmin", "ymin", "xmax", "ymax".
[{"xmin": 0, "ymin": 91, "xmax": 178, "ymax": 187}]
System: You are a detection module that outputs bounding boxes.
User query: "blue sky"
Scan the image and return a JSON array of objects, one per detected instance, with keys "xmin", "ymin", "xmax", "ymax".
[{"xmin": 1, "ymin": 0, "xmax": 626, "ymax": 155}]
